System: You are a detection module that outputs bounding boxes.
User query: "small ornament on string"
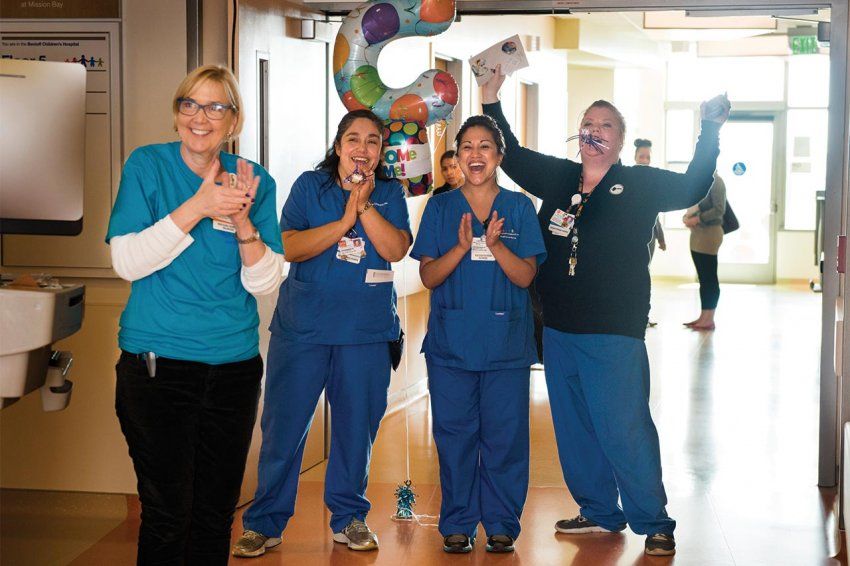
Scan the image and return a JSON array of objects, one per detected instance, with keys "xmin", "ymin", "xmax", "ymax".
[
  {"xmin": 393, "ymin": 479, "xmax": 416, "ymax": 521},
  {"xmin": 567, "ymin": 128, "xmax": 609, "ymax": 157},
  {"xmin": 343, "ymin": 161, "xmax": 373, "ymax": 184}
]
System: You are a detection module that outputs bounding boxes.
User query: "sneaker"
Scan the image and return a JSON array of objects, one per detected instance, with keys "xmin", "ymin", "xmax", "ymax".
[
  {"xmin": 332, "ymin": 519, "xmax": 379, "ymax": 551},
  {"xmin": 231, "ymin": 529, "xmax": 282, "ymax": 558},
  {"xmin": 645, "ymin": 533, "xmax": 676, "ymax": 556},
  {"xmin": 554, "ymin": 515, "xmax": 613, "ymax": 534},
  {"xmin": 443, "ymin": 533, "xmax": 474, "ymax": 553},
  {"xmin": 486, "ymin": 534, "xmax": 514, "ymax": 553}
]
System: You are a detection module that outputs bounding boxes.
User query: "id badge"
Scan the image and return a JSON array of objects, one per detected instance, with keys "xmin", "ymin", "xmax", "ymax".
[
  {"xmin": 212, "ymin": 217, "xmax": 237, "ymax": 233},
  {"xmin": 212, "ymin": 173, "xmax": 238, "ymax": 233},
  {"xmin": 471, "ymin": 236, "xmax": 495, "ymax": 261},
  {"xmin": 337, "ymin": 237, "xmax": 364, "ymax": 264}
]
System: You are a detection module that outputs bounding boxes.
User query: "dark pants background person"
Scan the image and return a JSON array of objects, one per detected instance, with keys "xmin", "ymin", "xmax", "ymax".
[{"xmin": 691, "ymin": 251, "xmax": 720, "ymax": 310}]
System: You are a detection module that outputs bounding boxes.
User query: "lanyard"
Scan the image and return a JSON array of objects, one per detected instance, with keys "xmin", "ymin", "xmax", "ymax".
[{"xmin": 568, "ymin": 174, "xmax": 593, "ymax": 276}]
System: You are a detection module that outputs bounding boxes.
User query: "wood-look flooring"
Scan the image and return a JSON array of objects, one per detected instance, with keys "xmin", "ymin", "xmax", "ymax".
[{"xmin": 3, "ymin": 282, "xmax": 844, "ymax": 565}]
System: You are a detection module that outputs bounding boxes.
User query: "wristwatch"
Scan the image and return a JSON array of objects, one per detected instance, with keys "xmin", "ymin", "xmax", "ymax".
[
  {"xmin": 358, "ymin": 200, "xmax": 373, "ymax": 216},
  {"xmin": 236, "ymin": 229, "xmax": 260, "ymax": 244}
]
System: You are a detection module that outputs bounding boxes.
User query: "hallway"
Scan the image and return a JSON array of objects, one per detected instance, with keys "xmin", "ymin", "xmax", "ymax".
[{"xmin": 4, "ymin": 282, "xmax": 842, "ymax": 565}]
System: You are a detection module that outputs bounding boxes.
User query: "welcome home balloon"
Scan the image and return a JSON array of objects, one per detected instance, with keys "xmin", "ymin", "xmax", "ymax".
[{"xmin": 333, "ymin": 0, "xmax": 459, "ymax": 196}]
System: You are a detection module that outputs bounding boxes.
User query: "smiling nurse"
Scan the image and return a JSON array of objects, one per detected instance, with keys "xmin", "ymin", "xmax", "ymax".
[{"xmin": 411, "ymin": 115, "xmax": 546, "ymax": 555}]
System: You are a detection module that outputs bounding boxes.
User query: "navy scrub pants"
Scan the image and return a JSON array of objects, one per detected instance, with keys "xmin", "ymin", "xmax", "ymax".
[
  {"xmin": 426, "ymin": 359, "xmax": 530, "ymax": 540},
  {"xmin": 542, "ymin": 327, "xmax": 675, "ymax": 536},
  {"xmin": 243, "ymin": 337, "xmax": 391, "ymax": 536}
]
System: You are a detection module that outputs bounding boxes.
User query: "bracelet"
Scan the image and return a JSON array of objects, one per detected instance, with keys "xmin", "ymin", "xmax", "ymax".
[
  {"xmin": 236, "ymin": 229, "xmax": 260, "ymax": 244},
  {"xmin": 357, "ymin": 200, "xmax": 373, "ymax": 216}
]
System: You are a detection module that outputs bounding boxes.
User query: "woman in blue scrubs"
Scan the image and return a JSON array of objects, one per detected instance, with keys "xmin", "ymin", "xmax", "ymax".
[
  {"xmin": 233, "ymin": 110, "xmax": 411, "ymax": 558},
  {"xmin": 411, "ymin": 115, "xmax": 546, "ymax": 554}
]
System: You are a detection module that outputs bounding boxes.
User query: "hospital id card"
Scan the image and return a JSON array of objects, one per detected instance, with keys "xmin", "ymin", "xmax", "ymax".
[
  {"xmin": 365, "ymin": 269, "xmax": 394, "ymax": 283},
  {"xmin": 212, "ymin": 217, "xmax": 237, "ymax": 233},
  {"xmin": 471, "ymin": 236, "xmax": 495, "ymax": 261},
  {"xmin": 549, "ymin": 209, "xmax": 574, "ymax": 232},
  {"xmin": 337, "ymin": 237, "xmax": 365, "ymax": 264},
  {"xmin": 212, "ymin": 173, "xmax": 239, "ymax": 233}
]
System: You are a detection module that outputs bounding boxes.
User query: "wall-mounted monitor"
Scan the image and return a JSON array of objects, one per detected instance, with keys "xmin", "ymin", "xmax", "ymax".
[{"xmin": 0, "ymin": 59, "xmax": 86, "ymax": 235}]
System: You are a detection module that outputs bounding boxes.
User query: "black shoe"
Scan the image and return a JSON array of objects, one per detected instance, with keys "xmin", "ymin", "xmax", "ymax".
[
  {"xmin": 555, "ymin": 515, "xmax": 613, "ymax": 534},
  {"xmin": 443, "ymin": 534, "xmax": 473, "ymax": 553},
  {"xmin": 645, "ymin": 533, "xmax": 675, "ymax": 556},
  {"xmin": 486, "ymin": 534, "xmax": 514, "ymax": 553}
]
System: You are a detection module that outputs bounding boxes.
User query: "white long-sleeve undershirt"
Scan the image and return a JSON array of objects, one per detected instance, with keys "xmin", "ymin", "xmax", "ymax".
[{"xmin": 110, "ymin": 215, "xmax": 284, "ymax": 295}]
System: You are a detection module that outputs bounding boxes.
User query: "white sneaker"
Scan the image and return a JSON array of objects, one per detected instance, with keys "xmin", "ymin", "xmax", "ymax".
[{"xmin": 332, "ymin": 519, "xmax": 379, "ymax": 551}]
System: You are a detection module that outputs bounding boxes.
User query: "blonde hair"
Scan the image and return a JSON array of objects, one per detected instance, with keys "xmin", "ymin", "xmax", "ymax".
[
  {"xmin": 172, "ymin": 64, "xmax": 244, "ymax": 138},
  {"xmin": 581, "ymin": 99, "xmax": 626, "ymax": 150}
]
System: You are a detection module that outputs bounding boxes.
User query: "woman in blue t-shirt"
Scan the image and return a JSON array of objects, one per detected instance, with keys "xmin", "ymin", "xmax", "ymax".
[
  {"xmin": 106, "ymin": 65, "xmax": 284, "ymax": 565},
  {"xmin": 411, "ymin": 115, "xmax": 546, "ymax": 554},
  {"xmin": 234, "ymin": 110, "xmax": 411, "ymax": 558}
]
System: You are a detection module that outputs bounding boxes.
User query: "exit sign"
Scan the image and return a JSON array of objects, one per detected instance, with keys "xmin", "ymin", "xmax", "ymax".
[{"xmin": 791, "ymin": 35, "xmax": 819, "ymax": 55}]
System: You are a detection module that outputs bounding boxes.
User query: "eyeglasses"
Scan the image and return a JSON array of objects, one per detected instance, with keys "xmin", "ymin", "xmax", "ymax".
[{"xmin": 176, "ymin": 97, "xmax": 236, "ymax": 120}]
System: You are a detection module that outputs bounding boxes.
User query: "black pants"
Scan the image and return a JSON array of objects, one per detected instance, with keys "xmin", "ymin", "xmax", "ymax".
[
  {"xmin": 691, "ymin": 250, "xmax": 720, "ymax": 310},
  {"xmin": 115, "ymin": 351, "xmax": 263, "ymax": 566}
]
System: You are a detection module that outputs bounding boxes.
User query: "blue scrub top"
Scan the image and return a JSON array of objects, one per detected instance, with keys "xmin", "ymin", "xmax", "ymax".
[
  {"xmin": 411, "ymin": 188, "xmax": 547, "ymax": 371},
  {"xmin": 106, "ymin": 142, "xmax": 284, "ymax": 364},
  {"xmin": 270, "ymin": 170, "xmax": 411, "ymax": 345}
]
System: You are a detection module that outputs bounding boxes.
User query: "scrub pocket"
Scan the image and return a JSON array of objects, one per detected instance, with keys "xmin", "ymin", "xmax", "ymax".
[
  {"xmin": 276, "ymin": 277, "xmax": 394, "ymax": 343},
  {"xmin": 485, "ymin": 309, "xmax": 528, "ymax": 364},
  {"xmin": 430, "ymin": 307, "xmax": 469, "ymax": 364},
  {"xmin": 356, "ymin": 283, "xmax": 395, "ymax": 335},
  {"xmin": 278, "ymin": 277, "xmax": 356, "ymax": 344}
]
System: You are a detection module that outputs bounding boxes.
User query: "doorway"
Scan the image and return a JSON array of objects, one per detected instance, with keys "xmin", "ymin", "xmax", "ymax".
[{"xmin": 717, "ymin": 115, "xmax": 779, "ymax": 284}]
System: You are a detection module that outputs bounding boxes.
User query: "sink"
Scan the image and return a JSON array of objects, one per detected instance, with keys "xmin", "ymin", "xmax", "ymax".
[{"xmin": 0, "ymin": 282, "xmax": 84, "ymax": 408}]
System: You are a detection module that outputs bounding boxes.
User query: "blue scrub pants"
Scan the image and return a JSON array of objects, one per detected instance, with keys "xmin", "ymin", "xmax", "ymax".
[
  {"xmin": 542, "ymin": 327, "xmax": 675, "ymax": 536},
  {"xmin": 427, "ymin": 359, "xmax": 530, "ymax": 540},
  {"xmin": 243, "ymin": 337, "xmax": 391, "ymax": 536}
]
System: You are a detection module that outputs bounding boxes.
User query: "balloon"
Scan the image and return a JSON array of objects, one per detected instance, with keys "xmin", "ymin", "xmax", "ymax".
[
  {"xmin": 433, "ymin": 71, "xmax": 458, "ymax": 106},
  {"xmin": 420, "ymin": 0, "xmax": 455, "ymax": 23},
  {"xmin": 342, "ymin": 90, "xmax": 369, "ymax": 111},
  {"xmin": 333, "ymin": 0, "xmax": 458, "ymax": 196},
  {"xmin": 333, "ymin": 35, "xmax": 350, "ymax": 74},
  {"xmin": 362, "ymin": 3, "xmax": 400, "ymax": 45},
  {"xmin": 389, "ymin": 94, "xmax": 429, "ymax": 123},
  {"xmin": 350, "ymin": 65, "xmax": 387, "ymax": 108}
]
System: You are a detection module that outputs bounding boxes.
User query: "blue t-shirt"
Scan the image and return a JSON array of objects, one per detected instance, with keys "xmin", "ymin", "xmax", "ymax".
[
  {"xmin": 270, "ymin": 170, "xmax": 411, "ymax": 344},
  {"xmin": 411, "ymin": 188, "xmax": 546, "ymax": 371},
  {"xmin": 106, "ymin": 142, "xmax": 283, "ymax": 364}
]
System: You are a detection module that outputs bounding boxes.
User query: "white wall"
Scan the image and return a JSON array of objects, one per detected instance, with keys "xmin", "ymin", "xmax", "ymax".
[
  {"xmin": 614, "ymin": 66, "xmax": 666, "ymax": 165},
  {"xmin": 0, "ymin": 0, "xmax": 190, "ymax": 493},
  {"xmin": 566, "ymin": 66, "xmax": 613, "ymax": 157},
  {"xmin": 649, "ymin": 228, "xmax": 819, "ymax": 282}
]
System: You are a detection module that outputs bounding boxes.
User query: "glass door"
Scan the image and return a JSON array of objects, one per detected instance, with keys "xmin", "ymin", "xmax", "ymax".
[{"xmin": 716, "ymin": 115, "xmax": 778, "ymax": 283}]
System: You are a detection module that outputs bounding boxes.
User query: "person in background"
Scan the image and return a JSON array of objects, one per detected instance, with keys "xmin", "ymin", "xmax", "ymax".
[
  {"xmin": 433, "ymin": 150, "xmax": 466, "ymax": 195},
  {"xmin": 483, "ymin": 63, "xmax": 728, "ymax": 557},
  {"xmin": 634, "ymin": 138, "xmax": 665, "ymax": 327},
  {"xmin": 683, "ymin": 175, "xmax": 727, "ymax": 331},
  {"xmin": 411, "ymin": 115, "xmax": 546, "ymax": 555},
  {"xmin": 233, "ymin": 109, "xmax": 411, "ymax": 558},
  {"xmin": 106, "ymin": 64, "xmax": 284, "ymax": 566},
  {"xmin": 634, "ymin": 139, "xmax": 667, "ymax": 256}
]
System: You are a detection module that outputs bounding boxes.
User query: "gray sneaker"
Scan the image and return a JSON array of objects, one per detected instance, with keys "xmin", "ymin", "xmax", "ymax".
[
  {"xmin": 555, "ymin": 515, "xmax": 614, "ymax": 534},
  {"xmin": 231, "ymin": 529, "xmax": 282, "ymax": 558},
  {"xmin": 332, "ymin": 518, "xmax": 379, "ymax": 551}
]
